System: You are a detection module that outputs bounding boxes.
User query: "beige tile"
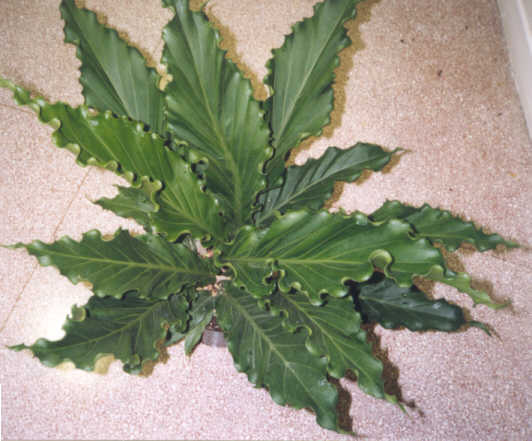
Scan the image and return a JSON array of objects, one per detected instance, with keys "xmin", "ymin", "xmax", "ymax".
[
  {"xmin": 0, "ymin": 0, "xmax": 82, "ymax": 104},
  {"xmin": 0, "ymin": 250, "xmax": 36, "ymax": 330},
  {"xmin": 81, "ymin": 0, "xmax": 172, "ymax": 66},
  {"xmin": 53, "ymin": 168, "xmax": 144, "ymax": 241},
  {"xmin": 363, "ymin": 253, "xmax": 532, "ymax": 440},
  {"xmin": 0, "ymin": 100, "xmax": 87, "ymax": 240},
  {"xmin": 0, "ymin": 92, "xmax": 88, "ymax": 327},
  {"xmin": 0, "ymin": 265, "xmax": 92, "ymax": 347},
  {"xmin": 321, "ymin": 0, "xmax": 531, "ymax": 266},
  {"xmin": 0, "ymin": 342, "xmax": 339, "ymax": 440}
]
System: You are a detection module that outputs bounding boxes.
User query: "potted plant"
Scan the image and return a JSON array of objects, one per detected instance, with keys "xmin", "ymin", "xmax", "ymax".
[{"xmin": 1, "ymin": 0, "xmax": 517, "ymax": 434}]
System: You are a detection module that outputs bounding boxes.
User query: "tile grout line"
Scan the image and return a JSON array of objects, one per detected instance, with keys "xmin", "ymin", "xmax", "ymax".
[
  {"xmin": 0, "ymin": 103, "xmax": 33, "ymax": 115},
  {"xmin": 50, "ymin": 168, "xmax": 93, "ymax": 240},
  {"xmin": 0, "ymin": 263, "xmax": 39, "ymax": 337},
  {"xmin": 0, "ymin": 168, "xmax": 92, "ymax": 336}
]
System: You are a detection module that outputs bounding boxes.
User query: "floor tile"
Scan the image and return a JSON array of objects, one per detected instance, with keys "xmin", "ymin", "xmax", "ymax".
[
  {"xmin": 52, "ymin": 168, "xmax": 145, "ymax": 241},
  {"xmin": 0, "ymin": 92, "xmax": 88, "ymax": 328}
]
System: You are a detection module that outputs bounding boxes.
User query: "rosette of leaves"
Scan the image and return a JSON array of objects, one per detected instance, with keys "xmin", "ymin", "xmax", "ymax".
[{"xmin": 1, "ymin": 0, "xmax": 517, "ymax": 433}]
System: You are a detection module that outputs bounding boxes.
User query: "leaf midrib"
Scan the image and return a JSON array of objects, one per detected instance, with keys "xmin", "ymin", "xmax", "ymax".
[
  {"xmin": 68, "ymin": 5, "xmax": 131, "ymax": 117},
  {"xmin": 173, "ymin": 16, "xmax": 243, "ymax": 224},
  {"xmin": 224, "ymin": 291, "xmax": 329, "ymax": 416},
  {"xmin": 261, "ymin": 151, "xmax": 387, "ymax": 222},
  {"xmin": 274, "ymin": 3, "xmax": 350, "ymax": 148},
  {"xmin": 35, "ymin": 248, "xmax": 211, "ymax": 276},
  {"xmin": 359, "ymin": 295, "xmax": 452, "ymax": 319},
  {"xmin": 228, "ymin": 256, "xmax": 366, "ymax": 265},
  {"xmin": 280, "ymin": 292, "xmax": 377, "ymax": 383},
  {"xmin": 47, "ymin": 299, "xmax": 167, "ymax": 353},
  {"xmin": 158, "ymin": 189, "xmax": 219, "ymax": 236}
]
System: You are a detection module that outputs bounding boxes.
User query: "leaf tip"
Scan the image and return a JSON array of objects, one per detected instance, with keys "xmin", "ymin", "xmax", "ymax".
[
  {"xmin": 8, "ymin": 343, "xmax": 28, "ymax": 352},
  {"xmin": 337, "ymin": 427, "xmax": 357, "ymax": 437},
  {"xmin": 468, "ymin": 320, "xmax": 493, "ymax": 336},
  {"xmin": 1, "ymin": 242, "xmax": 27, "ymax": 251},
  {"xmin": 476, "ymin": 298, "xmax": 511, "ymax": 311},
  {"xmin": 384, "ymin": 393, "xmax": 408, "ymax": 414}
]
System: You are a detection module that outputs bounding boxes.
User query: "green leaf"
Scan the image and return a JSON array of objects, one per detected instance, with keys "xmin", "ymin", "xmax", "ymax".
[
  {"xmin": 95, "ymin": 186, "xmax": 157, "ymax": 232},
  {"xmin": 264, "ymin": 0, "xmax": 360, "ymax": 182},
  {"xmin": 184, "ymin": 290, "xmax": 215, "ymax": 355},
  {"xmin": 256, "ymin": 143, "xmax": 396, "ymax": 226},
  {"xmin": 11, "ymin": 291, "xmax": 188, "ymax": 374},
  {"xmin": 161, "ymin": 0, "xmax": 272, "ymax": 226},
  {"xmin": 357, "ymin": 275, "xmax": 468, "ymax": 331},
  {"xmin": 266, "ymin": 290, "xmax": 388, "ymax": 401},
  {"xmin": 165, "ymin": 320, "xmax": 188, "ymax": 346},
  {"xmin": 0, "ymin": 78, "xmax": 224, "ymax": 241},
  {"xmin": 370, "ymin": 199, "xmax": 418, "ymax": 221},
  {"xmin": 216, "ymin": 283, "xmax": 340, "ymax": 432},
  {"xmin": 371, "ymin": 201, "xmax": 517, "ymax": 252},
  {"xmin": 9, "ymin": 229, "xmax": 215, "ymax": 300},
  {"xmin": 219, "ymin": 209, "xmax": 503, "ymax": 308},
  {"xmin": 164, "ymin": 289, "xmax": 215, "ymax": 349},
  {"xmin": 60, "ymin": 0, "xmax": 165, "ymax": 134},
  {"xmin": 215, "ymin": 224, "xmax": 276, "ymax": 299}
]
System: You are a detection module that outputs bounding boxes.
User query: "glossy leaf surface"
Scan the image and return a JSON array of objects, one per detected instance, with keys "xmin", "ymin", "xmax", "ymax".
[
  {"xmin": 216, "ymin": 283, "xmax": 339, "ymax": 431},
  {"xmin": 162, "ymin": 0, "xmax": 271, "ymax": 226},
  {"xmin": 264, "ymin": 0, "xmax": 360, "ymax": 181},
  {"xmin": 60, "ymin": 0, "xmax": 165, "ymax": 133},
  {"xmin": 1, "ymin": 0, "xmax": 517, "ymax": 434},
  {"xmin": 256, "ymin": 143, "xmax": 396, "ymax": 226},
  {"xmin": 267, "ymin": 290, "xmax": 387, "ymax": 400},
  {"xmin": 371, "ymin": 201, "xmax": 517, "ymax": 252},
  {"xmin": 357, "ymin": 275, "xmax": 467, "ymax": 331},
  {"xmin": 95, "ymin": 186, "xmax": 156, "ymax": 232},
  {"xmin": 220, "ymin": 209, "xmax": 499, "ymax": 307},
  {"xmin": 11, "ymin": 229, "xmax": 215, "ymax": 299},
  {"xmin": 0, "ymin": 78, "xmax": 223, "ymax": 241},
  {"xmin": 184, "ymin": 290, "xmax": 215, "ymax": 355},
  {"xmin": 12, "ymin": 292, "xmax": 188, "ymax": 374}
]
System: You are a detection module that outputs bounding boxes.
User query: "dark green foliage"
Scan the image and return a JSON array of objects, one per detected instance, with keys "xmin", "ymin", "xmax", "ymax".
[
  {"xmin": 263, "ymin": 0, "xmax": 363, "ymax": 183},
  {"xmin": 60, "ymin": 0, "xmax": 165, "ymax": 133},
  {"xmin": 217, "ymin": 283, "xmax": 339, "ymax": 431},
  {"xmin": 12, "ymin": 291, "xmax": 189, "ymax": 374},
  {"xmin": 0, "ymin": 0, "xmax": 515, "ymax": 433},
  {"xmin": 371, "ymin": 201, "xmax": 517, "ymax": 252},
  {"xmin": 357, "ymin": 274, "xmax": 468, "ymax": 332},
  {"xmin": 95, "ymin": 186, "xmax": 157, "ymax": 232},
  {"xmin": 10, "ymin": 229, "xmax": 215, "ymax": 299},
  {"xmin": 256, "ymin": 143, "xmax": 397, "ymax": 226}
]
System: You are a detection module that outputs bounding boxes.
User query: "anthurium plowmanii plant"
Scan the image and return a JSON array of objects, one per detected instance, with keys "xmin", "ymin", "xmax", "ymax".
[{"xmin": 1, "ymin": 0, "xmax": 517, "ymax": 433}]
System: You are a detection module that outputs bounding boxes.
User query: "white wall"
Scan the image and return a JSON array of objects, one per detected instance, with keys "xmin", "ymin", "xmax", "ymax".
[{"xmin": 497, "ymin": 0, "xmax": 532, "ymax": 140}]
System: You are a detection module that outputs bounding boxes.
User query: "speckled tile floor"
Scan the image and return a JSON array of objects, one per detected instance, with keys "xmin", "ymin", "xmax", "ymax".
[{"xmin": 0, "ymin": 0, "xmax": 531, "ymax": 440}]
